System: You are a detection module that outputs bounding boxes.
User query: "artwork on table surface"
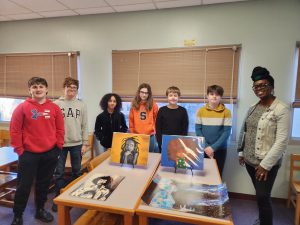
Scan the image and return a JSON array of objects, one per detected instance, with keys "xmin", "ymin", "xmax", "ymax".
[
  {"xmin": 70, "ymin": 174, "xmax": 124, "ymax": 201},
  {"xmin": 161, "ymin": 135, "xmax": 205, "ymax": 170},
  {"xmin": 142, "ymin": 175, "xmax": 231, "ymax": 219},
  {"xmin": 110, "ymin": 132, "xmax": 150, "ymax": 166}
]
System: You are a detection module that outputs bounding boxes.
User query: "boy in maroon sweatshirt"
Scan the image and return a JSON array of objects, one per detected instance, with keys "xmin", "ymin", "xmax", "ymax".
[{"xmin": 10, "ymin": 77, "xmax": 64, "ymax": 225}]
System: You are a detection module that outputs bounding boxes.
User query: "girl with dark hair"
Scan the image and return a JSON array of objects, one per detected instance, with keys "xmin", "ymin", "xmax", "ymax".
[
  {"xmin": 94, "ymin": 93, "xmax": 128, "ymax": 149},
  {"xmin": 129, "ymin": 83, "xmax": 159, "ymax": 152}
]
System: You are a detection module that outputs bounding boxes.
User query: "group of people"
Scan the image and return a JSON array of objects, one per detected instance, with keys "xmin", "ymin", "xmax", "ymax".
[{"xmin": 9, "ymin": 65, "xmax": 290, "ymax": 225}]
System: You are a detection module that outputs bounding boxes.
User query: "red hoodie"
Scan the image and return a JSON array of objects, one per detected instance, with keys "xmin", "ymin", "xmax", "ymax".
[{"xmin": 10, "ymin": 98, "xmax": 65, "ymax": 156}]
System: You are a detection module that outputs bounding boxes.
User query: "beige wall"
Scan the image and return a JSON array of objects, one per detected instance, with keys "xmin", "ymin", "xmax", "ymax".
[{"xmin": 0, "ymin": 0, "xmax": 299, "ymax": 198}]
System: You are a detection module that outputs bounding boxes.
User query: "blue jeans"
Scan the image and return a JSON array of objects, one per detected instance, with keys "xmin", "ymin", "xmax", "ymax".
[
  {"xmin": 149, "ymin": 135, "xmax": 159, "ymax": 153},
  {"xmin": 245, "ymin": 163, "xmax": 279, "ymax": 225},
  {"xmin": 54, "ymin": 145, "xmax": 82, "ymax": 195}
]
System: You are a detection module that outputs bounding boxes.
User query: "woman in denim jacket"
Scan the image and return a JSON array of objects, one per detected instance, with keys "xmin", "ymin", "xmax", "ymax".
[{"xmin": 237, "ymin": 66, "xmax": 290, "ymax": 225}]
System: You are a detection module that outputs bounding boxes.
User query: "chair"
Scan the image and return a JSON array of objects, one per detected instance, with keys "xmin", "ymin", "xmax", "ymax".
[
  {"xmin": 287, "ymin": 154, "xmax": 300, "ymax": 225},
  {"xmin": 65, "ymin": 133, "xmax": 95, "ymax": 173},
  {"xmin": 87, "ymin": 149, "xmax": 111, "ymax": 172},
  {"xmin": 0, "ymin": 130, "xmax": 10, "ymax": 147}
]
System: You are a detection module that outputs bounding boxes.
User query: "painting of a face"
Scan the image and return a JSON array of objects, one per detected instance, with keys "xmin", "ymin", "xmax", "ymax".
[
  {"xmin": 161, "ymin": 135, "xmax": 204, "ymax": 170},
  {"xmin": 126, "ymin": 139, "xmax": 135, "ymax": 152},
  {"xmin": 97, "ymin": 179, "xmax": 107, "ymax": 185},
  {"xmin": 110, "ymin": 132, "xmax": 150, "ymax": 166}
]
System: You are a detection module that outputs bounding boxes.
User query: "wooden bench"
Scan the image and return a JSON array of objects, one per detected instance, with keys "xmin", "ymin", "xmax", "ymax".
[{"xmin": 60, "ymin": 171, "xmax": 123, "ymax": 225}]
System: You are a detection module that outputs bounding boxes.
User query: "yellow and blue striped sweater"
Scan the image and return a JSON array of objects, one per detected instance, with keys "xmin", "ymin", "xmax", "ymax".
[{"xmin": 195, "ymin": 103, "xmax": 231, "ymax": 151}]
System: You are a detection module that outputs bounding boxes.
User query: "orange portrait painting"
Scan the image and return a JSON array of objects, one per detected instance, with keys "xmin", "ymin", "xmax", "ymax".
[{"xmin": 110, "ymin": 132, "xmax": 150, "ymax": 166}]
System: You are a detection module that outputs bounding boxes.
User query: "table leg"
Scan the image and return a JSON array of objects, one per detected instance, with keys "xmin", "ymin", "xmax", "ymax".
[
  {"xmin": 124, "ymin": 214, "xmax": 133, "ymax": 225},
  {"xmin": 57, "ymin": 205, "xmax": 71, "ymax": 225},
  {"xmin": 138, "ymin": 215, "xmax": 148, "ymax": 225}
]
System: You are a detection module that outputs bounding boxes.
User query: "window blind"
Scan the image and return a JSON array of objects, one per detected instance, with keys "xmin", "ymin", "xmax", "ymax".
[
  {"xmin": 112, "ymin": 45, "xmax": 240, "ymax": 103},
  {"xmin": 0, "ymin": 52, "xmax": 78, "ymax": 99}
]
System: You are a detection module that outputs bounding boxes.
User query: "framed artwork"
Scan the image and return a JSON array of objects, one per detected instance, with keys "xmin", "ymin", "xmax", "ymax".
[
  {"xmin": 142, "ymin": 175, "xmax": 231, "ymax": 219},
  {"xmin": 70, "ymin": 174, "xmax": 124, "ymax": 201},
  {"xmin": 161, "ymin": 135, "xmax": 205, "ymax": 170},
  {"xmin": 110, "ymin": 132, "xmax": 150, "ymax": 166}
]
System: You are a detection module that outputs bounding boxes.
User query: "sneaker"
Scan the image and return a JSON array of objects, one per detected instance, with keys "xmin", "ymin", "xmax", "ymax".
[
  {"xmin": 35, "ymin": 208, "xmax": 54, "ymax": 223},
  {"xmin": 253, "ymin": 218, "xmax": 260, "ymax": 225},
  {"xmin": 11, "ymin": 216, "xmax": 23, "ymax": 225},
  {"xmin": 51, "ymin": 203, "xmax": 57, "ymax": 212}
]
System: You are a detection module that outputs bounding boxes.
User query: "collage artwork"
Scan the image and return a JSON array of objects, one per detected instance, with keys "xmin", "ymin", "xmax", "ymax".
[
  {"xmin": 110, "ymin": 132, "xmax": 150, "ymax": 166},
  {"xmin": 142, "ymin": 175, "xmax": 231, "ymax": 219},
  {"xmin": 161, "ymin": 135, "xmax": 205, "ymax": 170}
]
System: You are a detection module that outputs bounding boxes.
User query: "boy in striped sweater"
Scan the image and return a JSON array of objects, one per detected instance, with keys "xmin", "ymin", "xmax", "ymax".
[{"xmin": 195, "ymin": 85, "xmax": 231, "ymax": 177}]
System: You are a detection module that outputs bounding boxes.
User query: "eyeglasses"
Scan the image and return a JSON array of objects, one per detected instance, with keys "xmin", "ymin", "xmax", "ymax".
[
  {"xmin": 140, "ymin": 91, "xmax": 149, "ymax": 95},
  {"xmin": 252, "ymin": 83, "xmax": 270, "ymax": 91}
]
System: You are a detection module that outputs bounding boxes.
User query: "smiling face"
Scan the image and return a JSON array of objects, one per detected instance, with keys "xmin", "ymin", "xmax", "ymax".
[
  {"xmin": 64, "ymin": 84, "xmax": 78, "ymax": 99},
  {"xmin": 252, "ymin": 79, "xmax": 273, "ymax": 100},
  {"xmin": 29, "ymin": 83, "xmax": 48, "ymax": 101},
  {"xmin": 167, "ymin": 92, "xmax": 179, "ymax": 106},
  {"xmin": 139, "ymin": 88, "xmax": 149, "ymax": 102}
]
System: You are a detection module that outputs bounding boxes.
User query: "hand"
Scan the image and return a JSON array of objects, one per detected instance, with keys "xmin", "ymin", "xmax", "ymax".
[
  {"xmin": 255, "ymin": 165, "xmax": 268, "ymax": 181},
  {"xmin": 239, "ymin": 156, "xmax": 245, "ymax": 166},
  {"xmin": 81, "ymin": 145, "xmax": 88, "ymax": 156},
  {"xmin": 204, "ymin": 146, "xmax": 214, "ymax": 159}
]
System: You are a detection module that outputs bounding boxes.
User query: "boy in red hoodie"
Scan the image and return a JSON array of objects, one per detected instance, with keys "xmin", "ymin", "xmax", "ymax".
[{"xmin": 10, "ymin": 77, "xmax": 64, "ymax": 225}]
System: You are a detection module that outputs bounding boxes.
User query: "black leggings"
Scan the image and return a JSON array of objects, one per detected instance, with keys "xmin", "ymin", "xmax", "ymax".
[{"xmin": 245, "ymin": 163, "xmax": 279, "ymax": 225}]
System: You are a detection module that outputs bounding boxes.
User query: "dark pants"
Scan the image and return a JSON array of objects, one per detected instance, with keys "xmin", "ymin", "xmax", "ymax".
[
  {"xmin": 54, "ymin": 145, "xmax": 82, "ymax": 195},
  {"xmin": 13, "ymin": 146, "xmax": 60, "ymax": 216},
  {"xmin": 149, "ymin": 135, "xmax": 159, "ymax": 153},
  {"xmin": 245, "ymin": 163, "xmax": 279, "ymax": 225},
  {"xmin": 204, "ymin": 149, "xmax": 227, "ymax": 177}
]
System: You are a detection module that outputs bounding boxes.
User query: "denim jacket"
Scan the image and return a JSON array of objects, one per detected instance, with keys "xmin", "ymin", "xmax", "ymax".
[{"xmin": 237, "ymin": 98, "xmax": 290, "ymax": 170}]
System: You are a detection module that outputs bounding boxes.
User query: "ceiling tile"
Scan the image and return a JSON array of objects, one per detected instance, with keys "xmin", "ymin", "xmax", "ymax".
[
  {"xmin": 114, "ymin": 3, "xmax": 155, "ymax": 12},
  {"xmin": 75, "ymin": 7, "xmax": 114, "ymax": 15},
  {"xmin": 11, "ymin": 0, "xmax": 67, "ymax": 12},
  {"xmin": 8, "ymin": 12, "xmax": 42, "ymax": 20},
  {"xmin": 39, "ymin": 10, "xmax": 78, "ymax": 18},
  {"xmin": 106, "ymin": 0, "xmax": 152, "ymax": 6},
  {"xmin": 0, "ymin": 15, "xmax": 11, "ymax": 21},
  {"xmin": 203, "ymin": 0, "xmax": 246, "ymax": 4},
  {"xmin": 0, "ymin": 0, "xmax": 31, "ymax": 15},
  {"xmin": 156, "ymin": 0, "xmax": 202, "ymax": 9},
  {"xmin": 58, "ymin": 0, "xmax": 108, "ymax": 9}
]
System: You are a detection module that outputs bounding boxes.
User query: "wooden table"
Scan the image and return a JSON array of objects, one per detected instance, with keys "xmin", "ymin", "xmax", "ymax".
[
  {"xmin": 136, "ymin": 158, "xmax": 233, "ymax": 225},
  {"xmin": 0, "ymin": 147, "xmax": 18, "ymax": 171},
  {"xmin": 0, "ymin": 147, "xmax": 18, "ymax": 207},
  {"xmin": 54, "ymin": 153, "xmax": 161, "ymax": 225}
]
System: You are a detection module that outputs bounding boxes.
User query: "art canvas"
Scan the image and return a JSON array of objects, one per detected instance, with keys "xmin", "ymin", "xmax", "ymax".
[
  {"xmin": 142, "ymin": 175, "xmax": 231, "ymax": 219},
  {"xmin": 161, "ymin": 135, "xmax": 205, "ymax": 170},
  {"xmin": 110, "ymin": 132, "xmax": 150, "ymax": 166},
  {"xmin": 70, "ymin": 174, "xmax": 124, "ymax": 201}
]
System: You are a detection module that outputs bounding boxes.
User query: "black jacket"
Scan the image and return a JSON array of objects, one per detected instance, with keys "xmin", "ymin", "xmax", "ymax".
[{"xmin": 94, "ymin": 111, "xmax": 128, "ymax": 148}]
